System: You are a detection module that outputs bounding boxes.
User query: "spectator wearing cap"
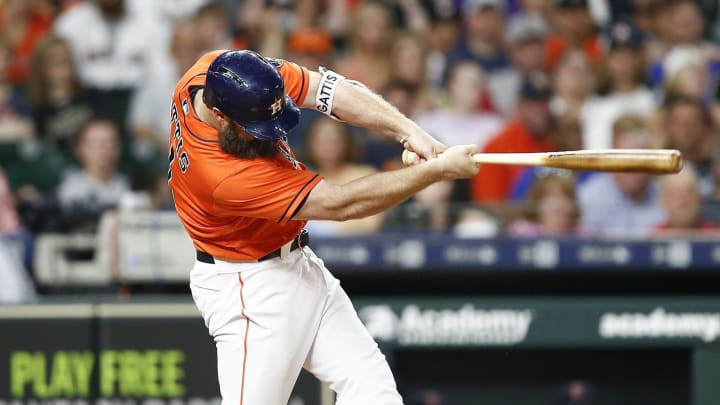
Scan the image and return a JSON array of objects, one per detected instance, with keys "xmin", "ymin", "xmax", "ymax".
[
  {"xmin": 580, "ymin": 20, "xmax": 655, "ymax": 150},
  {"xmin": 545, "ymin": 0, "xmax": 603, "ymax": 71},
  {"xmin": 577, "ymin": 115, "xmax": 665, "ymax": 238},
  {"xmin": 489, "ymin": 12, "xmax": 548, "ymax": 117},
  {"xmin": 446, "ymin": 0, "xmax": 509, "ymax": 75},
  {"xmin": 471, "ymin": 70, "xmax": 556, "ymax": 202}
]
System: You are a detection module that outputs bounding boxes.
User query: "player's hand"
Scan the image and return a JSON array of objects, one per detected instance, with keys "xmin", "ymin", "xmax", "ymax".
[
  {"xmin": 401, "ymin": 131, "xmax": 447, "ymax": 165},
  {"xmin": 432, "ymin": 144, "xmax": 480, "ymax": 180}
]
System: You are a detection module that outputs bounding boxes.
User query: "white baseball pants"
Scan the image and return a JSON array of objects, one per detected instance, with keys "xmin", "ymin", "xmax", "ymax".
[{"xmin": 189, "ymin": 246, "xmax": 403, "ymax": 405}]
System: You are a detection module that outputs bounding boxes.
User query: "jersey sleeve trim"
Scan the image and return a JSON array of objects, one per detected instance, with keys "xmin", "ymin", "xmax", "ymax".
[
  {"xmin": 292, "ymin": 193, "xmax": 311, "ymax": 219},
  {"xmin": 297, "ymin": 66, "xmax": 308, "ymax": 106},
  {"xmin": 277, "ymin": 174, "xmax": 321, "ymax": 225}
]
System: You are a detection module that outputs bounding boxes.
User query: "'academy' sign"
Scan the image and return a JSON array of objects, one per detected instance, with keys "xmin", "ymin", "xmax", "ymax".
[
  {"xmin": 599, "ymin": 307, "xmax": 720, "ymax": 342},
  {"xmin": 359, "ymin": 304, "xmax": 533, "ymax": 346}
]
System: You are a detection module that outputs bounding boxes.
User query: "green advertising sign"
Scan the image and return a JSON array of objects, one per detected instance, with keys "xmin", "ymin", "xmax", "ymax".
[{"xmin": 355, "ymin": 297, "xmax": 720, "ymax": 349}]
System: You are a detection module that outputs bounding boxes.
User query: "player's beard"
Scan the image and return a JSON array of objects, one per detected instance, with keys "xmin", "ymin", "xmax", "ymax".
[{"xmin": 219, "ymin": 126, "xmax": 279, "ymax": 159}]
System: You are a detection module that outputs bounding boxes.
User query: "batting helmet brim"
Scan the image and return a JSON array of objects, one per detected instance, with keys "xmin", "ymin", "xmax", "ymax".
[{"xmin": 234, "ymin": 96, "xmax": 301, "ymax": 141}]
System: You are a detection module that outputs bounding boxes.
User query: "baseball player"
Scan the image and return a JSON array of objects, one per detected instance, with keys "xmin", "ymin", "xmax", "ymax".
[{"xmin": 169, "ymin": 49, "xmax": 479, "ymax": 405}]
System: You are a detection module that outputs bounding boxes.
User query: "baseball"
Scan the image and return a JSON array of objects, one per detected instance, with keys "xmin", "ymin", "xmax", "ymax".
[{"xmin": 402, "ymin": 149, "xmax": 418, "ymax": 166}]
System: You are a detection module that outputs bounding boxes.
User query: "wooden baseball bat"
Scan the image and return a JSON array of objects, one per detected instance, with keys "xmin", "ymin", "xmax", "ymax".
[{"xmin": 402, "ymin": 149, "xmax": 683, "ymax": 174}]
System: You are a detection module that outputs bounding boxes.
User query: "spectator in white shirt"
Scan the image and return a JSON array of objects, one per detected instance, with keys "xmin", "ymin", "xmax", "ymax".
[
  {"xmin": 54, "ymin": 0, "xmax": 169, "ymax": 128},
  {"xmin": 416, "ymin": 61, "xmax": 504, "ymax": 149},
  {"xmin": 57, "ymin": 119, "xmax": 128, "ymax": 230}
]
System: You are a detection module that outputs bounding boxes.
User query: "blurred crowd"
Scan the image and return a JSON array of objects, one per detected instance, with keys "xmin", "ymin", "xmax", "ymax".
[{"xmin": 2, "ymin": 0, "xmax": 720, "ymax": 279}]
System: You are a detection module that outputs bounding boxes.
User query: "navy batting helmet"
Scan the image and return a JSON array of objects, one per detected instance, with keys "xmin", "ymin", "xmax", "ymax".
[{"xmin": 203, "ymin": 50, "xmax": 300, "ymax": 141}]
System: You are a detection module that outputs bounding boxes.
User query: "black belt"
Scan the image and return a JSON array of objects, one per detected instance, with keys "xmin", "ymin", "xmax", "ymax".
[{"xmin": 196, "ymin": 230, "xmax": 309, "ymax": 264}]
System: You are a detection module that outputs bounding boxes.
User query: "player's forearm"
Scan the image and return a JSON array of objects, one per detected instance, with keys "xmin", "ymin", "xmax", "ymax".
[
  {"xmin": 337, "ymin": 163, "xmax": 445, "ymax": 219},
  {"xmin": 331, "ymin": 80, "xmax": 423, "ymax": 143},
  {"xmin": 295, "ymin": 161, "xmax": 446, "ymax": 221}
]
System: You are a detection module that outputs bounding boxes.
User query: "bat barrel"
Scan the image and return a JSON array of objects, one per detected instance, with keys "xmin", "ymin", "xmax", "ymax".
[{"xmin": 542, "ymin": 149, "xmax": 683, "ymax": 174}]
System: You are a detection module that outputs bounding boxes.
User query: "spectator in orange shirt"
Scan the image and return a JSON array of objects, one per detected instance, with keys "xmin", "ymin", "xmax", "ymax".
[
  {"xmin": 545, "ymin": 0, "xmax": 602, "ymax": 71},
  {"xmin": 471, "ymin": 70, "xmax": 555, "ymax": 202},
  {"xmin": 0, "ymin": 0, "xmax": 53, "ymax": 84}
]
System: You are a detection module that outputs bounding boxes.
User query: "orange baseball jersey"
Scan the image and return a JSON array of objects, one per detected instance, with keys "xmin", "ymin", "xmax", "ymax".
[{"xmin": 168, "ymin": 50, "xmax": 321, "ymax": 261}]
